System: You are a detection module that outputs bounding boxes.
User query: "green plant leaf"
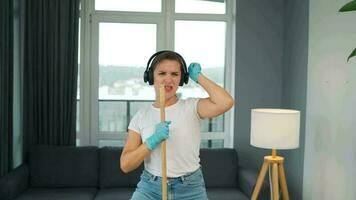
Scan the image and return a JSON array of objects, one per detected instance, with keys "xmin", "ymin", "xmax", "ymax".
[
  {"xmin": 339, "ymin": 0, "xmax": 356, "ymax": 12},
  {"xmin": 347, "ymin": 48, "xmax": 356, "ymax": 62}
]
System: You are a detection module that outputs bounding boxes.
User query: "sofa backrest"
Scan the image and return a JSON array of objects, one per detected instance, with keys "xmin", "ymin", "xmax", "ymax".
[
  {"xmin": 99, "ymin": 147, "xmax": 143, "ymax": 188},
  {"xmin": 28, "ymin": 146, "xmax": 238, "ymax": 188},
  {"xmin": 29, "ymin": 146, "xmax": 99, "ymax": 188},
  {"xmin": 99, "ymin": 147, "xmax": 238, "ymax": 188},
  {"xmin": 200, "ymin": 148, "xmax": 238, "ymax": 188}
]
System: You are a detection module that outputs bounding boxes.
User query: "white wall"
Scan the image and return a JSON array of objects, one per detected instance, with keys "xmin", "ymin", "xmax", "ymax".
[{"xmin": 303, "ymin": 0, "xmax": 356, "ymax": 199}]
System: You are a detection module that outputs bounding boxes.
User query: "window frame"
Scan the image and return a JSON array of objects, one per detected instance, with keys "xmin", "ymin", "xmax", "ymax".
[{"xmin": 78, "ymin": 0, "xmax": 236, "ymax": 148}]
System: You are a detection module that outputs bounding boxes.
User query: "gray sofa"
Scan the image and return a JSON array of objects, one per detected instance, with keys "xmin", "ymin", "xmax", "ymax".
[{"xmin": 0, "ymin": 146, "xmax": 269, "ymax": 200}]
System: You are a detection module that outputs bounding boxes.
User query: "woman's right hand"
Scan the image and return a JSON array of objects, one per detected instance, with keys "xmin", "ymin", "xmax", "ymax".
[{"xmin": 145, "ymin": 121, "xmax": 171, "ymax": 150}]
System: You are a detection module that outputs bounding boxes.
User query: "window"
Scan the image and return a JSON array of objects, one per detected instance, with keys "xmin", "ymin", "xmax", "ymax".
[
  {"xmin": 78, "ymin": 0, "xmax": 235, "ymax": 148},
  {"xmin": 76, "ymin": 17, "xmax": 81, "ymax": 146}
]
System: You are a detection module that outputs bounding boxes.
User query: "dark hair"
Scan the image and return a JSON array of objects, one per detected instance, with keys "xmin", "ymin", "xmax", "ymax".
[{"xmin": 150, "ymin": 51, "xmax": 184, "ymax": 72}]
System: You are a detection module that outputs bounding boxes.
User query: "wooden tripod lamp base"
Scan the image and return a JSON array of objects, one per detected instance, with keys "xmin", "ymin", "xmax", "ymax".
[
  {"xmin": 251, "ymin": 149, "xmax": 289, "ymax": 200},
  {"xmin": 250, "ymin": 108, "xmax": 300, "ymax": 200}
]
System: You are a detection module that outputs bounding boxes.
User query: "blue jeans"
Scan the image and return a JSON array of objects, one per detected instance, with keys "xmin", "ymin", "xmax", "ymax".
[{"xmin": 131, "ymin": 168, "xmax": 208, "ymax": 200}]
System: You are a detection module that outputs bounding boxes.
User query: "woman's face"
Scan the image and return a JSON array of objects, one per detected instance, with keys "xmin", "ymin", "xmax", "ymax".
[{"xmin": 153, "ymin": 59, "xmax": 181, "ymax": 100}]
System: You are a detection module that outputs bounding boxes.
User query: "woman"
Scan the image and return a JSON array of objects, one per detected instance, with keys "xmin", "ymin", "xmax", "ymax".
[{"xmin": 120, "ymin": 50, "xmax": 234, "ymax": 200}]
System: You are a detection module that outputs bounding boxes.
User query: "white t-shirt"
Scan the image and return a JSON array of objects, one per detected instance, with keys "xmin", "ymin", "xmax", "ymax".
[{"xmin": 128, "ymin": 98, "xmax": 202, "ymax": 177}]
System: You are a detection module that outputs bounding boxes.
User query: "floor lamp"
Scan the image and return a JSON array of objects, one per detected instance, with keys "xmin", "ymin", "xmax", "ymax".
[{"xmin": 250, "ymin": 109, "xmax": 300, "ymax": 200}]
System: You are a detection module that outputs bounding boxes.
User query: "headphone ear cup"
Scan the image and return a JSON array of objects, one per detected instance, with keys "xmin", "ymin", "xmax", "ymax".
[
  {"xmin": 179, "ymin": 72, "xmax": 189, "ymax": 86},
  {"xmin": 184, "ymin": 72, "xmax": 189, "ymax": 84},
  {"xmin": 148, "ymin": 69, "xmax": 154, "ymax": 85},
  {"xmin": 179, "ymin": 76, "xmax": 184, "ymax": 86},
  {"xmin": 143, "ymin": 70, "xmax": 149, "ymax": 83}
]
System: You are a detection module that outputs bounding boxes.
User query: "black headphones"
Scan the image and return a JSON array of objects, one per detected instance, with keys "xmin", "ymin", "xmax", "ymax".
[{"xmin": 143, "ymin": 50, "xmax": 189, "ymax": 86}]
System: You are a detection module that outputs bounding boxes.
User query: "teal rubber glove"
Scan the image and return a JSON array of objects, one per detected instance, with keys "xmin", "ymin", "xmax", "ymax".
[
  {"xmin": 145, "ymin": 121, "xmax": 171, "ymax": 150},
  {"xmin": 188, "ymin": 62, "xmax": 201, "ymax": 83}
]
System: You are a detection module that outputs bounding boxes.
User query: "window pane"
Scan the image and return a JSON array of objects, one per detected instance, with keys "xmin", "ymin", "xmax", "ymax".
[
  {"xmin": 200, "ymin": 139, "xmax": 224, "ymax": 148},
  {"xmin": 175, "ymin": 20, "xmax": 226, "ymax": 132},
  {"xmin": 99, "ymin": 101, "xmax": 127, "ymax": 132},
  {"xmin": 175, "ymin": 0, "xmax": 225, "ymax": 14},
  {"xmin": 201, "ymin": 115, "xmax": 224, "ymax": 132},
  {"xmin": 98, "ymin": 23, "xmax": 156, "ymax": 133},
  {"xmin": 129, "ymin": 101, "xmax": 154, "ymax": 119},
  {"xmin": 76, "ymin": 139, "xmax": 80, "ymax": 146},
  {"xmin": 76, "ymin": 19, "xmax": 81, "ymax": 132},
  {"xmin": 95, "ymin": 0, "xmax": 161, "ymax": 12},
  {"xmin": 76, "ymin": 101, "xmax": 80, "ymax": 132},
  {"xmin": 175, "ymin": 20, "xmax": 225, "ymax": 87},
  {"xmin": 99, "ymin": 23, "xmax": 156, "ymax": 100},
  {"xmin": 98, "ymin": 140, "xmax": 126, "ymax": 147}
]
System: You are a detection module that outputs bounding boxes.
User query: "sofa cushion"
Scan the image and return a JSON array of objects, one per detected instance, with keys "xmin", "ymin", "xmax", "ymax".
[
  {"xmin": 200, "ymin": 148, "xmax": 238, "ymax": 187},
  {"xmin": 29, "ymin": 146, "xmax": 99, "ymax": 187},
  {"xmin": 14, "ymin": 188, "xmax": 97, "ymax": 200},
  {"xmin": 94, "ymin": 188, "xmax": 135, "ymax": 200},
  {"xmin": 207, "ymin": 188, "xmax": 248, "ymax": 200},
  {"xmin": 99, "ymin": 147, "xmax": 143, "ymax": 188}
]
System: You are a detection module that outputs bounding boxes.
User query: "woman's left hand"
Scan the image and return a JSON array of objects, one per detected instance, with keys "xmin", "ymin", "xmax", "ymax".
[{"xmin": 188, "ymin": 62, "xmax": 201, "ymax": 83}]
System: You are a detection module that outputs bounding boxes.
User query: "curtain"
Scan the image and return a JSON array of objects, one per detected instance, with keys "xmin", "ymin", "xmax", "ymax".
[
  {"xmin": 23, "ymin": 0, "xmax": 80, "ymax": 157},
  {"xmin": 0, "ymin": 0, "xmax": 14, "ymax": 177}
]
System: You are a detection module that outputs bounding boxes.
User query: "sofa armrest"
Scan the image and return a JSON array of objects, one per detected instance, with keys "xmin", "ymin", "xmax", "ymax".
[
  {"xmin": 238, "ymin": 166, "xmax": 269, "ymax": 199},
  {"xmin": 0, "ymin": 164, "xmax": 29, "ymax": 200}
]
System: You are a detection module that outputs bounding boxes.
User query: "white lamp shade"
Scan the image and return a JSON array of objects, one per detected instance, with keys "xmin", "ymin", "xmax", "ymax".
[{"xmin": 250, "ymin": 108, "xmax": 300, "ymax": 149}]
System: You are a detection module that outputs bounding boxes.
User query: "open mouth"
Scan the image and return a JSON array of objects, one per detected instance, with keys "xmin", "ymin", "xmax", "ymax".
[{"xmin": 164, "ymin": 85, "xmax": 173, "ymax": 93}]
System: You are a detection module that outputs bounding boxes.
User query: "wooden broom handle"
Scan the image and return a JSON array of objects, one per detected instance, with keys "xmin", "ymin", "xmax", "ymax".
[{"xmin": 159, "ymin": 85, "xmax": 167, "ymax": 200}]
